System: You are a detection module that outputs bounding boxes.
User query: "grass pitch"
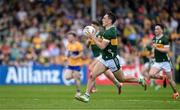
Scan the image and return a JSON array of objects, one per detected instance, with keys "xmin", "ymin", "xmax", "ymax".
[{"xmin": 0, "ymin": 84, "xmax": 180, "ymax": 110}]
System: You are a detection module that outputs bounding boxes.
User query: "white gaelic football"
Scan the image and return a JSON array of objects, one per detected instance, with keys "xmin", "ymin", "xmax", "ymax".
[{"xmin": 83, "ymin": 26, "xmax": 96, "ymax": 36}]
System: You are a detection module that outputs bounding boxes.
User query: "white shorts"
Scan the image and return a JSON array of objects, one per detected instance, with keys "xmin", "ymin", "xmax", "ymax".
[
  {"xmin": 95, "ymin": 55, "xmax": 102, "ymax": 60},
  {"xmin": 97, "ymin": 55, "xmax": 121, "ymax": 72},
  {"xmin": 144, "ymin": 60, "xmax": 154, "ymax": 69},
  {"xmin": 144, "ymin": 62, "xmax": 151, "ymax": 69},
  {"xmin": 152, "ymin": 61, "xmax": 171, "ymax": 73}
]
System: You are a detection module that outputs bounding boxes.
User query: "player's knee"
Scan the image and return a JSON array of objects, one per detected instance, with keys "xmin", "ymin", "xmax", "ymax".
[
  {"xmin": 148, "ymin": 72, "xmax": 153, "ymax": 78},
  {"xmin": 72, "ymin": 72, "xmax": 80, "ymax": 79},
  {"xmin": 65, "ymin": 75, "xmax": 72, "ymax": 80},
  {"xmin": 75, "ymin": 73, "xmax": 81, "ymax": 80},
  {"xmin": 148, "ymin": 75, "xmax": 152, "ymax": 79},
  {"xmin": 90, "ymin": 74, "xmax": 96, "ymax": 80}
]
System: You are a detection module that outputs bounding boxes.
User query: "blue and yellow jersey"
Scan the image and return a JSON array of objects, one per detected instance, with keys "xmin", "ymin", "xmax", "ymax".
[{"xmin": 67, "ymin": 41, "xmax": 83, "ymax": 66}]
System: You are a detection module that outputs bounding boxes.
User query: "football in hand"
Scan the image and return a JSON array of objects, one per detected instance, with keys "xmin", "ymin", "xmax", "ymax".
[{"xmin": 83, "ymin": 26, "xmax": 96, "ymax": 36}]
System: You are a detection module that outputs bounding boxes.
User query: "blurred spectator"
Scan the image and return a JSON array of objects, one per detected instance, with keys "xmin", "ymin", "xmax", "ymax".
[{"xmin": 0, "ymin": 0, "xmax": 179, "ymax": 67}]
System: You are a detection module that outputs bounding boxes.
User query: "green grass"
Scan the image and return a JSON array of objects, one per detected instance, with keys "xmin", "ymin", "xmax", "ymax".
[{"xmin": 0, "ymin": 84, "xmax": 180, "ymax": 110}]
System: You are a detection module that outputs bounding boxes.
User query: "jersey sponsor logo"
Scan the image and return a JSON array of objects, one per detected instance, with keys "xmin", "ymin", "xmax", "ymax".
[{"xmin": 159, "ymin": 40, "xmax": 162, "ymax": 43}]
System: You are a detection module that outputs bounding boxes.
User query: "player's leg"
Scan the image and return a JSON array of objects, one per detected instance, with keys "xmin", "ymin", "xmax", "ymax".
[
  {"xmin": 86, "ymin": 61, "xmax": 107, "ymax": 95},
  {"xmin": 162, "ymin": 62, "xmax": 179, "ymax": 99},
  {"xmin": 113, "ymin": 69, "xmax": 147, "ymax": 90},
  {"xmin": 149, "ymin": 63, "xmax": 167, "ymax": 88},
  {"xmin": 168, "ymin": 72, "xmax": 179, "ymax": 99},
  {"xmin": 91, "ymin": 58, "xmax": 122, "ymax": 94},
  {"xmin": 141, "ymin": 63, "xmax": 150, "ymax": 81},
  {"xmin": 141, "ymin": 63, "xmax": 156, "ymax": 87},
  {"xmin": 89, "ymin": 59, "xmax": 99, "ymax": 93},
  {"xmin": 73, "ymin": 70, "xmax": 82, "ymax": 97},
  {"xmin": 90, "ymin": 59, "xmax": 122, "ymax": 94},
  {"xmin": 104, "ymin": 69, "xmax": 122, "ymax": 94},
  {"xmin": 149, "ymin": 62, "xmax": 162, "ymax": 80},
  {"xmin": 115, "ymin": 70, "xmax": 138, "ymax": 82},
  {"xmin": 166, "ymin": 71, "xmax": 179, "ymax": 99},
  {"xmin": 89, "ymin": 59, "xmax": 98, "ymax": 71},
  {"xmin": 149, "ymin": 66, "xmax": 162, "ymax": 86},
  {"xmin": 116, "ymin": 56, "xmax": 146, "ymax": 85},
  {"xmin": 64, "ymin": 68, "xmax": 73, "ymax": 80},
  {"xmin": 75, "ymin": 61, "xmax": 107, "ymax": 102}
]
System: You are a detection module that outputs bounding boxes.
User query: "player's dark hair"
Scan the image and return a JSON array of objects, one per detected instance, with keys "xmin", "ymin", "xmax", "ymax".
[
  {"xmin": 155, "ymin": 24, "xmax": 164, "ymax": 31},
  {"xmin": 106, "ymin": 11, "xmax": 117, "ymax": 24},
  {"xmin": 91, "ymin": 21, "xmax": 100, "ymax": 26}
]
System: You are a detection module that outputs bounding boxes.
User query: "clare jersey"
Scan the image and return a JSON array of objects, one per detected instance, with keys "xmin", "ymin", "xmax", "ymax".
[{"xmin": 67, "ymin": 41, "xmax": 83, "ymax": 66}]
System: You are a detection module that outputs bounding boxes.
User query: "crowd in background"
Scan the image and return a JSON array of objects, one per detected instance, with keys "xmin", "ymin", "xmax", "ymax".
[{"xmin": 0, "ymin": 0, "xmax": 179, "ymax": 73}]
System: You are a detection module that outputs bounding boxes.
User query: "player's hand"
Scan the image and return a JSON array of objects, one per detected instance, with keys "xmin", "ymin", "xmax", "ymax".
[
  {"xmin": 86, "ymin": 31, "xmax": 95, "ymax": 38},
  {"xmin": 152, "ymin": 43, "xmax": 157, "ymax": 48}
]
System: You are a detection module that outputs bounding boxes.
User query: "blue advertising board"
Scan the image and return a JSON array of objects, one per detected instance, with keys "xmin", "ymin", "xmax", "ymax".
[{"xmin": 0, "ymin": 65, "xmax": 87, "ymax": 85}]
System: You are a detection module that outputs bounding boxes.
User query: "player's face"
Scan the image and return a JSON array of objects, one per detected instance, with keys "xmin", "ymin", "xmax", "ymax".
[
  {"xmin": 67, "ymin": 34, "xmax": 75, "ymax": 42},
  {"xmin": 102, "ymin": 14, "xmax": 111, "ymax": 27},
  {"xmin": 154, "ymin": 26, "xmax": 162, "ymax": 36}
]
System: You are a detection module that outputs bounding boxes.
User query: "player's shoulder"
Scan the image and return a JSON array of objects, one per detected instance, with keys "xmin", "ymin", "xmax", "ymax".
[
  {"xmin": 162, "ymin": 35, "xmax": 169, "ymax": 40},
  {"xmin": 104, "ymin": 26, "xmax": 117, "ymax": 38},
  {"xmin": 146, "ymin": 45, "xmax": 152, "ymax": 50},
  {"xmin": 161, "ymin": 35, "xmax": 170, "ymax": 44},
  {"xmin": 107, "ymin": 26, "xmax": 116, "ymax": 32}
]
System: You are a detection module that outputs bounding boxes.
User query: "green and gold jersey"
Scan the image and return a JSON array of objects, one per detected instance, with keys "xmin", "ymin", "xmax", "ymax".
[
  {"xmin": 90, "ymin": 32, "xmax": 102, "ymax": 57},
  {"xmin": 101, "ymin": 26, "xmax": 118, "ymax": 60},
  {"xmin": 152, "ymin": 35, "xmax": 170, "ymax": 62}
]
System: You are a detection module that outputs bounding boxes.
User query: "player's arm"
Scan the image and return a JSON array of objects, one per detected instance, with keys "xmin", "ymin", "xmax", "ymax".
[
  {"xmin": 148, "ymin": 49, "xmax": 154, "ymax": 58},
  {"xmin": 72, "ymin": 51, "xmax": 83, "ymax": 59},
  {"xmin": 87, "ymin": 33, "xmax": 109, "ymax": 49},
  {"xmin": 154, "ymin": 45, "xmax": 170, "ymax": 53},
  {"xmin": 86, "ymin": 38, "xmax": 91, "ymax": 48},
  {"xmin": 152, "ymin": 38, "xmax": 170, "ymax": 53},
  {"xmin": 92, "ymin": 37, "xmax": 109, "ymax": 49}
]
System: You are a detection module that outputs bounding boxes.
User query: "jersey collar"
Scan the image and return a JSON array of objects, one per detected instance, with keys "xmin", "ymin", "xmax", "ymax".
[
  {"xmin": 156, "ymin": 34, "xmax": 163, "ymax": 39},
  {"xmin": 105, "ymin": 25, "xmax": 115, "ymax": 30}
]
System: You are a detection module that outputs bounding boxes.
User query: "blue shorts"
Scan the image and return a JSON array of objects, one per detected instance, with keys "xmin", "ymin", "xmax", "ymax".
[{"xmin": 67, "ymin": 66, "xmax": 81, "ymax": 71}]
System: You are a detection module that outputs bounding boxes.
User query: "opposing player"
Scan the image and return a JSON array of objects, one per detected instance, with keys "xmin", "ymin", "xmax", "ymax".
[
  {"xmin": 64, "ymin": 32, "xmax": 83, "ymax": 98},
  {"xmin": 76, "ymin": 12, "xmax": 146, "ymax": 103},
  {"xmin": 87, "ymin": 21, "xmax": 121, "ymax": 93},
  {"xmin": 148, "ymin": 24, "xmax": 179, "ymax": 99}
]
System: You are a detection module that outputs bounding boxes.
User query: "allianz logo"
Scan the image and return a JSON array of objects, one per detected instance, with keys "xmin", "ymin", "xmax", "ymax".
[{"xmin": 5, "ymin": 66, "xmax": 60, "ymax": 84}]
